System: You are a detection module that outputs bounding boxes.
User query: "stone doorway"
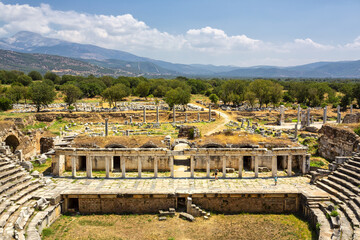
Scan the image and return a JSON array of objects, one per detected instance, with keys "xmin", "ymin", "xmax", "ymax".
[
  {"xmin": 277, "ymin": 156, "xmax": 286, "ymax": 170},
  {"xmin": 173, "ymin": 143, "xmax": 190, "ymax": 178},
  {"xmin": 79, "ymin": 156, "xmax": 86, "ymax": 171},
  {"xmin": 5, "ymin": 135, "xmax": 20, "ymax": 153},
  {"xmin": 113, "ymin": 156, "xmax": 120, "ymax": 172},
  {"xmin": 243, "ymin": 156, "xmax": 252, "ymax": 171}
]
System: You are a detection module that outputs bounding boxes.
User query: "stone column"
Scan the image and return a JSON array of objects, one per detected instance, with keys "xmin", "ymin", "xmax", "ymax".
[
  {"xmin": 294, "ymin": 124, "xmax": 298, "ymax": 138},
  {"xmin": 337, "ymin": 105, "xmax": 341, "ymax": 124},
  {"xmin": 173, "ymin": 107, "xmax": 176, "ymax": 123},
  {"xmin": 323, "ymin": 106, "xmax": 327, "ymax": 124},
  {"xmin": 272, "ymin": 155, "xmax": 277, "ymax": 177},
  {"xmin": 197, "ymin": 112, "xmax": 200, "ymax": 121},
  {"xmin": 154, "ymin": 156, "xmax": 158, "ymax": 178},
  {"xmin": 143, "ymin": 108, "xmax": 146, "ymax": 123},
  {"xmin": 306, "ymin": 108, "xmax": 311, "ymax": 126},
  {"xmin": 238, "ymin": 156, "xmax": 243, "ymax": 178},
  {"xmin": 287, "ymin": 155, "xmax": 292, "ymax": 176},
  {"xmin": 209, "ymin": 105, "xmax": 212, "ymax": 122},
  {"xmin": 105, "ymin": 156, "xmax": 110, "ymax": 178},
  {"xmin": 222, "ymin": 156, "xmax": 227, "ymax": 178},
  {"xmin": 121, "ymin": 157, "xmax": 126, "ymax": 178},
  {"xmin": 190, "ymin": 155, "xmax": 195, "ymax": 178},
  {"xmin": 247, "ymin": 119, "xmax": 250, "ymax": 128},
  {"xmin": 138, "ymin": 156, "xmax": 142, "ymax": 178},
  {"xmin": 254, "ymin": 156, "xmax": 259, "ymax": 178},
  {"xmin": 71, "ymin": 156, "xmax": 76, "ymax": 178},
  {"xmin": 297, "ymin": 105, "xmax": 301, "ymax": 123},
  {"xmin": 170, "ymin": 156, "xmax": 174, "ymax": 178},
  {"xmin": 302, "ymin": 155, "xmax": 306, "ymax": 174},
  {"xmin": 279, "ymin": 105, "xmax": 284, "ymax": 126},
  {"xmin": 185, "ymin": 112, "xmax": 188, "ymax": 123},
  {"xmin": 206, "ymin": 157, "xmax": 210, "ymax": 178},
  {"xmin": 129, "ymin": 116, "xmax": 133, "ymax": 124},
  {"xmin": 105, "ymin": 118, "xmax": 109, "ymax": 137},
  {"xmin": 156, "ymin": 106, "xmax": 159, "ymax": 123},
  {"xmin": 86, "ymin": 155, "xmax": 92, "ymax": 178},
  {"xmin": 350, "ymin": 104, "xmax": 353, "ymax": 114}
]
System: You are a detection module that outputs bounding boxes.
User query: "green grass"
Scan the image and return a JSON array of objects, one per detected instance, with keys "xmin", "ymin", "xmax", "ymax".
[{"xmin": 23, "ymin": 122, "xmax": 47, "ymax": 131}]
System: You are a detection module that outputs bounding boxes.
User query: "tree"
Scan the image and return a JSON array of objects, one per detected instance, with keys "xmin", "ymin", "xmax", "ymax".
[
  {"xmin": 354, "ymin": 83, "xmax": 360, "ymax": 107},
  {"xmin": 78, "ymin": 78, "xmax": 106, "ymax": 98},
  {"xmin": 44, "ymin": 72, "xmax": 60, "ymax": 84},
  {"xmin": 164, "ymin": 87, "xmax": 191, "ymax": 109},
  {"xmin": 209, "ymin": 94, "xmax": 219, "ymax": 105},
  {"xmin": 101, "ymin": 84, "xmax": 130, "ymax": 107},
  {"xmin": 28, "ymin": 71, "xmax": 42, "ymax": 81},
  {"xmin": 29, "ymin": 82, "xmax": 56, "ymax": 112},
  {"xmin": 245, "ymin": 91, "xmax": 256, "ymax": 108},
  {"xmin": 16, "ymin": 75, "xmax": 32, "ymax": 86},
  {"xmin": 248, "ymin": 79, "xmax": 273, "ymax": 107},
  {"xmin": 0, "ymin": 97, "xmax": 12, "ymax": 111},
  {"xmin": 6, "ymin": 85, "xmax": 26, "ymax": 104},
  {"xmin": 61, "ymin": 84, "xmax": 83, "ymax": 108},
  {"xmin": 135, "ymin": 82, "xmax": 150, "ymax": 98}
]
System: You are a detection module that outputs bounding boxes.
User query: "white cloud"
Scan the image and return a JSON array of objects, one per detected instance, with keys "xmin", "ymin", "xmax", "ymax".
[{"xmin": 1, "ymin": 2, "xmax": 360, "ymax": 66}]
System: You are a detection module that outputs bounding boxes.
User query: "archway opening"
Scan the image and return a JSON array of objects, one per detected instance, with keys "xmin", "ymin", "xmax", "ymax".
[{"xmin": 5, "ymin": 135, "xmax": 20, "ymax": 153}]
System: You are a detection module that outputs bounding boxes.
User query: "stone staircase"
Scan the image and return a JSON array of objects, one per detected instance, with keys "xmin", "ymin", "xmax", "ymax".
[
  {"xmin": 313, "ymin": 154, "xmax": 360, "ymax": 239},
  {"xmin": 0, "ymin": 147, "xmax": 60, "ymax": 240}
]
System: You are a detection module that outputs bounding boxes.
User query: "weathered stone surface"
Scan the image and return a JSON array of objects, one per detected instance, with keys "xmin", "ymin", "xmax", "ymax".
[
  {"xmin": 20, "ymin": 161, "xmax": 33, "ymax": 171},
  {"xmin": 178, "ymin": 125, "xmax": 200, "ymax": 139},
  {"xmin": 318, "ymin": 125, "xmax": 360, "ymax": 161},
  {"xmin": 343, "ymin": 113, "xmax": 360, "ymax": 124},
  {"xmin": 179, "ymin": 212, "xmax": 195, "ymax": 222}
]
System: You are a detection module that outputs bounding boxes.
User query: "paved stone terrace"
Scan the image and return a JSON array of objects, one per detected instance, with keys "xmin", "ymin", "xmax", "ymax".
[{"xmin": 35, "ymin": 175, "xmax": 328, "ymax": 199}]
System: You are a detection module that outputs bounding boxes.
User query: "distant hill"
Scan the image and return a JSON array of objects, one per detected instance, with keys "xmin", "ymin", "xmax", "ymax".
[{"xmin": 1, "ymin": 31, "xmax": 360, "ymax": 78}]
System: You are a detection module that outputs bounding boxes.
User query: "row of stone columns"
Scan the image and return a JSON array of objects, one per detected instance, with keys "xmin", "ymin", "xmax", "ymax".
[{"xmin": 69, "ymin": 154, "xmax": 305, "ymax": 179}]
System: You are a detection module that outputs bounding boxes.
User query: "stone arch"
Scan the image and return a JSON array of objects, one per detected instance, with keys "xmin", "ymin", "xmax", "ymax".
[
  {"xmin": 140, "ymin": 141, "xmax": 158, "ymax": 148},
  {"xmin": 5, "ymin": 135, "xmax": 20, "ymax": 153},
  {"xmin": 105, "ymin": 143, "xmax": 127, "ymax": 148},
  {"xmin": 200, "ymin": 143, "xmax": 224, "ymax": 148}
]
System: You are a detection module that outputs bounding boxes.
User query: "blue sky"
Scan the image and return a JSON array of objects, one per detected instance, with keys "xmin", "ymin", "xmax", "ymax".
[{"xmin": 1, "ymin": 0, "xmax": 360, "ymax": 66}]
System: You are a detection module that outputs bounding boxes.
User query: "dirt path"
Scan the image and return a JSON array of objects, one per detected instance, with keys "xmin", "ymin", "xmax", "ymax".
[{"xmin": 205, "ymin": 108, "xmax": 231, "ymax": 136}]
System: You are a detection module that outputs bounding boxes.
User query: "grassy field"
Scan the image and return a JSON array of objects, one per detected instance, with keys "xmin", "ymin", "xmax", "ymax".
[{"xmin": 42, "ymin": 213, "xmax": 315, "ymax": 240}]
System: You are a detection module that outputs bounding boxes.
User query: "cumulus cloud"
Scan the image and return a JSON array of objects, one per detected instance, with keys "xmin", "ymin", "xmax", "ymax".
[{"xmin": 0, "ymin": 2, "xmax": 359, "ymax": 66}]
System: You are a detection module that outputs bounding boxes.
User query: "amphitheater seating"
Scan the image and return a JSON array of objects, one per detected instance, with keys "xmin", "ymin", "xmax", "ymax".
[
  {"xmin": 313, "ymin": 153, "xmax": 360, "ymax": 239},
  {"xmin": 0, "ymin": 147, "xmax": 48, "ymax": 240}
]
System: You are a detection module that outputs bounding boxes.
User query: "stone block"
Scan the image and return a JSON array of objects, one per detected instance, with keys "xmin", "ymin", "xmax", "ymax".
[
  {"xmin": 20, "ymin": 161, "xmax": 33, "ymax": 171},
  {"xmin": 179, "ymin": 212, "xmax": 195, "ymax": 222}
]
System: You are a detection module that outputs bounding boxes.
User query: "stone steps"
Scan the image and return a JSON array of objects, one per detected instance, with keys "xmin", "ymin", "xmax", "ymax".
[
  {"xmin": 311, "ymin": 208, "xmax": 333, "ymax": 240},
  {"xmin": 343, "ymin": 163, "xmax": 360, "ymax": 174},
  {"xmin": 328, "ymin": 175, "xmax": 360, "ymax": 195},
  {"xmin": 26, "ymin": 204, "xmax": 58, "ymax": 240},
  {"xmin": 337, "ymin": 167, "xmax": 360, "ymax": 181},
  {"xmin": 321, "ymin": 178, "xmax": 357, "ymax": 198},
  {"xmin": 332, "ymin": 171, "xmax": 360, "ymax": 190},
  {"xmin": 0, "ymin": 201, "xmax": 12, "ymax": 216},
  {"xmin": 348, "ymin": 160, "xmax": 360, "ymax": 168},
  {"xmin": 0, "ymin": 204, "xmax": 20, "ymax": 228},
  {"xmin": 317, "ymin": 181, "xmax": 349, "ymax": 203},
  {"xmin": 339, "ymin": 204, "xmax": 360, "ymax": 228},
  {"xmin": 0, "ymin": 161, "xmax": 10, "ymax": 168},
  {"xmin": 0, "ymin": 164, "xmax": 16, "ymax": 173},
  {"xmin": 0, "ymin": 168, "xmax": 23, "ymax": 183},
  {"xmin": 10, "ymin": 183, "xmax": 43, "ymax": 203},
  {"xmin": 0, "ymin": 175, "xmax": 32, "ymax": 196},
  {"xmin": 336, "ymin": 208, "xmax": 353, "ymax": 240},
  {"xmin": 3, "ymin": 179, "xmax": 39, "ymax": 199}
]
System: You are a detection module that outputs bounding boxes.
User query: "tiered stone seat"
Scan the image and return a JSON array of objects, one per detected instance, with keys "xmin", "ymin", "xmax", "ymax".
[{"xmin": 315, "ymin": 154, "xmax": 360, "ymax": 239}]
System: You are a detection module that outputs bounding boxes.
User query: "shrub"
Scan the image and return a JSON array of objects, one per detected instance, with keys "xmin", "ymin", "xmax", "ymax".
[
  {"xmin": 354, "ymin": 126, "xmax": 360, "ymax": 137},
  {"xmin": 0, "ymin": 97, "xmax": 12, "ymax": 111},
  {"xmin": 330, "ymin": 210, "xmax": 339, "ymax": 217}
]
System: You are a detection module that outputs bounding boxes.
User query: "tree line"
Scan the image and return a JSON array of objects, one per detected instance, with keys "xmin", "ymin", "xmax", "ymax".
[{"xmin": 0, "ymin": 69, "xmax": 360, "ymax": 112}]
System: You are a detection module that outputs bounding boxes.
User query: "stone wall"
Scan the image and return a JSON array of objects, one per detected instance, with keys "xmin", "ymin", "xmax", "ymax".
[
  {"xmin": 191, "ymin": 193, "xmax": 299, "ymax": 213},
  {"xmin": 62, "ymin": 193, "xmax": 299, "ymax": 214},
  {"xmin": 342, "ymin": 113, "xmax": 360, "ymax": 123},
  {"xmin": 318, "ymin": 125, "xmax": 360, "ymax": 161}
]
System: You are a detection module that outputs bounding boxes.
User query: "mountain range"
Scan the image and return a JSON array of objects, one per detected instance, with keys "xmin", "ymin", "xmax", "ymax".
[{"xmin": 1, "ymin": 31, "xmax": 360, "ymax": 78}]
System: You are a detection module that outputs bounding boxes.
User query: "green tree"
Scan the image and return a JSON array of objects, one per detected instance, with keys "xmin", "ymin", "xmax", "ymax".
[
  {"xmin": 101, "ymin": 84, "xmax": 131, "ymax": 107},
  {"xmin": 44, "ymin": 72, "xmax": 60, "ymax": 84},
  {"xmin": 28, "ymin": 71, "xmax": 43, "ymax": 81},
  {"xmin": 0, "ymin": 97, "xmax": 12, "ymax": 111},
  {"xmin": 61, "ymin": 84, "xmax": 83, "ymax": 108},
  {"xmin": 29, "ymin": 82, "xmax": 56, "ymax": 112},
  {"xmin": 354, "ymin": 83, "xmax": 360, "ymax": 107},
  {"xmin": 164, "ymin": 87, "xmax": 191, "ymax": 109},
  {"xmin": 245, "ymin": 91, "xmax": 256, "ymax": 108},
  {"xmin": 248, "ymin": 79, "xmax": 273, "ymax": 107},
  {"xmin": 6, "ymin": 85, "xmax": 26, "ymax": 104},
  {"xmin": 209, "ymin": 94, "xmax": 219, "ymax": 105},
  {"xmin": 135, "ymin": 81, "xmax": 150, "ymax": 98},
  {"xmin": 16, "ymin": 75, "xmax": 32, "ymax": 86}
]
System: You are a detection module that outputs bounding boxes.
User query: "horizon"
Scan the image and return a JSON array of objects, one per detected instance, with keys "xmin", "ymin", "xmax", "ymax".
[{"xmin": 1, "ymin": 1, "xmax": 360, "ymax": 67}]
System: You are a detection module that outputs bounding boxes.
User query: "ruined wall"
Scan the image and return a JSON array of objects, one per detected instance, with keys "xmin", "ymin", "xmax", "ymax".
[
  {"xmin": 35, "ymin": 111, "xmax": 216, "ymax": 123},
  {"xmin": 318, "ymin": 125, "xmax": 360, "ymax": 161},
  {"xmin": 343, "ymin": 113, "xmax": 360, "ymax": 123},
  {"xmin": 191, "ymin": 193, "xmax": 299, "ymax": 213}
]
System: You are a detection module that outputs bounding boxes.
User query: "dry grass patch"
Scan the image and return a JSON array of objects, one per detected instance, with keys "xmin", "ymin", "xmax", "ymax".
[{"xmin": 42, "ymin": 213, "xmax": 315, "ymax": 240}]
